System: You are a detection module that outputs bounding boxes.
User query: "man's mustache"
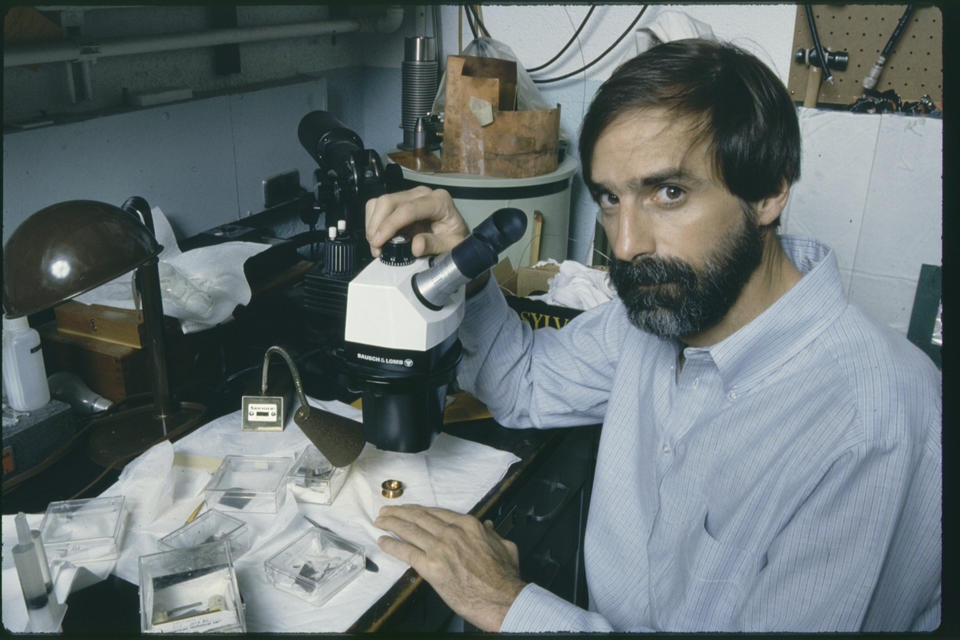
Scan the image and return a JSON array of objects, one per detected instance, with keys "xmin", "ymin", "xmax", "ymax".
[{"xmin": 612, "ymin": 257, "xmax": 697, "ymax": 288}]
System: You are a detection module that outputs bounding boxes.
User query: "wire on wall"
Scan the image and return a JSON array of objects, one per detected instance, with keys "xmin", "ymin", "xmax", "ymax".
[
  {"xmin": 464, "ymin": 5, "xmax": 489, "ymax": 41},
  {"xmin": 527, "ymin": 6, "xmax": 596, "ymax": 73},
  {"xmin": 464, "ymin": 4, "xmax": 477, "ymax": 40},
  {"xmin": 470, "ymin": 5, "xmax": 490, "ymax": 39},
  {"xmin": 433, "ymin": 5, "xmax": 444, "ymax": 76},
  {"xmin": 804, "ymin": 5, "xmax": 834, "ymax": 85},
  {"xmin": 532, "ymin": 5, "xmax": 648, "ymax": 84},
  {"xmin": 862, "ymin": 4, "xmax": 914, "ymax": 91}
]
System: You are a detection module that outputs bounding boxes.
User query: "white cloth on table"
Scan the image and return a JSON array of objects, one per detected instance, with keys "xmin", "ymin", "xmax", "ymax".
[{"xmin": 1, "ymin": 397, "xmax": 520, "ymax": 633}]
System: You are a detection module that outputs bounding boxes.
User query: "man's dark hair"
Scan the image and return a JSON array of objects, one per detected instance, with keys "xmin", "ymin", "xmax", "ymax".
[{"xmin": 580, "ymin": 38, "xmax": 801, "ymax": 205}]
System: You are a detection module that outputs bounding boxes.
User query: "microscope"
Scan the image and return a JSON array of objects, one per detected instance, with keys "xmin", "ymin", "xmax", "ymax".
[{"xmin": 294, "ymin": 112, "xmax": 526, "ymax": 461}]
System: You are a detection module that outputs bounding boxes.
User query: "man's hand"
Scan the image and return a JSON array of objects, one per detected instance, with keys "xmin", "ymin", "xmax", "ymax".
[
  {"xmin": 375, "ymin": 504, "xmax": 527, "ymax": 632},
  {"xmin": 365, "ymin": 186, "xmax": 469, "ymax": 258}
]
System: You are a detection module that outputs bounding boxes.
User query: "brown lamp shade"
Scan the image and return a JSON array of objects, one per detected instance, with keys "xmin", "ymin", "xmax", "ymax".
[{"xmin": 3, "ymin": 200, "xmax": 162, "ymax": 318}]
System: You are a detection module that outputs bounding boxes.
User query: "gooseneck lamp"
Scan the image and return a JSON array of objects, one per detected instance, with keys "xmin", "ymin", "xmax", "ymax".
[{"xmin": 3, "ymin": 198, "xmax": 205, "ymax": 466}]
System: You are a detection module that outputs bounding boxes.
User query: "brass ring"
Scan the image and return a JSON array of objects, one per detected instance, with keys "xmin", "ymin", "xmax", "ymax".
[{"xmin": 381, "ymin": 479, "xmax": 404, "ymax": 499}]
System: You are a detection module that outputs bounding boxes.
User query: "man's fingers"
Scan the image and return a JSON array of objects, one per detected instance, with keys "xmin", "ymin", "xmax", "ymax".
[
  {"xmin": 366, "ymin": 187, "xmax": 442, "ymax": 249},
  {"xmin": 379, "ymin": 504, "xmax": 463, "ymax": 524},
  {"xmin": 377, "ymin": 534, "xmax": 425, "ymax": 567},
  {"xmin": 375, "ymin": 505, "xmax": 453, "ymax": 542},
  {"xmin": 412, "ymin": 232, "xmax": 461, "ymax": 258}
]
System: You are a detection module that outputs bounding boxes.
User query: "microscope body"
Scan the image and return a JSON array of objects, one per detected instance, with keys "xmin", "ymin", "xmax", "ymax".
[
  {"xmin": 295, "ymin": 111, "xmax": 525, "ymax": 454},
  {"xmin": 339, "ymin": 243, "xmax": 465, "ymax": 452}
]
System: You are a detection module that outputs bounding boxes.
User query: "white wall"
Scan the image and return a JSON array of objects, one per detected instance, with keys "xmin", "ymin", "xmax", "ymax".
[
  {"xmin": 430, "ymin": 4, "xmax": 941, "ymax": 336},
  {"xmin": 3, "ymin": 78, "xmax": 328, "ymax": 244},
  {"xmin": 436, "ymin": 5, "xmax": 798, "ymax": 266},
  {"xmin": 2, "ymin": 5, "xmax": 941, "ymax": 337},
  {"xmin": 783, "ymin": 109, "xmax": 942, "ymax": 335}
]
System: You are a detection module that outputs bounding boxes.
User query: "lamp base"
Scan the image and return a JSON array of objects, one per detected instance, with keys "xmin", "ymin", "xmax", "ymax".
[{"xmin": 86, "ymin": 402, "xmax": 205, "ymax": 467}]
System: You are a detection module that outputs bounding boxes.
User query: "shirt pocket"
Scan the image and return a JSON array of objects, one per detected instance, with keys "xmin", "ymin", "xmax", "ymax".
[{"xmin": 649, "ymin": 508, "xmax": 757, "ymax": 630}]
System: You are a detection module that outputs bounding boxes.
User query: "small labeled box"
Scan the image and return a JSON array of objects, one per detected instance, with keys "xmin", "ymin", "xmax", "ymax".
[
  {"xmin": 264, "ymin": 528, "xmax": 364, "ymax": 606},
  {"xmin": 287, "ymin": 445, "xmax": 350, "ymax": 505},
  {"xmin": 159, "ymin": 510, "xmax": 252, "ymax": 560},
  {"xmin": 39, "ymin": 495, "xmax": 127, "ymax": 564},
  {"xmin": 204, "ymin": 455, "xmax": 292, "ymax": 514},
  {"xmin": 139, "ymin": 540, "xmax": 245, "ymax": 634}
]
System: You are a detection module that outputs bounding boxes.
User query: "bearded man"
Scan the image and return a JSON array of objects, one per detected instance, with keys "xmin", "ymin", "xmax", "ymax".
[{"xmin": 362, "ymin": 38, "xmax": 941, "ymax": 633}]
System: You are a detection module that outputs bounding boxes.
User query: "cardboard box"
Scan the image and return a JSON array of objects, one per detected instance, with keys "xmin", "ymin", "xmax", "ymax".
[
  {"xmin": 440, "ymin": 55, "xmax": 560, "ymax": 178},
  {"xmin": 492, "ymin": 259, "xmax": 607, "ymax": 331},
  {"xmin": 54, "ymin": 301, "xmax": 146, "ymax": 348},
  {"xmin": 39, "ymin": 321, "xmax": 151, "ymax": 403},
  {"xmin": 38, "ymin": 304, "xmax": 190, "ymax": 403}
]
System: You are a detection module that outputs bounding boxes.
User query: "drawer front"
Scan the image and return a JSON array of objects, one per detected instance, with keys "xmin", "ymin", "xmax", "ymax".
[{"xmin": 494, "ymin": 426, "xmax": 599, "ymax": 605}]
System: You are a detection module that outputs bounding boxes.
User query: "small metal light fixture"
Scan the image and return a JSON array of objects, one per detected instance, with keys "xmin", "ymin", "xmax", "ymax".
[{"xmin": 3, "ymin": 198, "xmax": 205, "ymax": 466}]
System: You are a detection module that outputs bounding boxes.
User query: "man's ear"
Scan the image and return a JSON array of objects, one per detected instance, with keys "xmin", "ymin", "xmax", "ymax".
[{"xmin": 755, "ymin": 181, "xmax": 791, "ymax": 226}]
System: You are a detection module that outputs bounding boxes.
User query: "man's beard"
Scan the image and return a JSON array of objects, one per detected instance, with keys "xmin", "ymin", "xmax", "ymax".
[{"xmin": 609, "ymin": 214, "xmax": 764, "ymax": 338}]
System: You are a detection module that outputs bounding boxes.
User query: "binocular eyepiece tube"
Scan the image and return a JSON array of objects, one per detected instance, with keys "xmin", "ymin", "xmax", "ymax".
[{"xmin": 412, "ymin": 207, "xmax": 527, "ymax": 310}]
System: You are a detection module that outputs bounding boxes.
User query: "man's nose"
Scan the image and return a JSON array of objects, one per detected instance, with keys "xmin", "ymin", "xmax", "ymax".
[{"xmin": 611, "ymin": 208, "xmax": 655, "ymax": 261}]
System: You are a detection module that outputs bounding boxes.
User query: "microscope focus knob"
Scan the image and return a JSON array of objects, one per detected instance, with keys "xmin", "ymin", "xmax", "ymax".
[{"xmin": 380, "ymin": 235, "xmax": 415, "ymax": 266}]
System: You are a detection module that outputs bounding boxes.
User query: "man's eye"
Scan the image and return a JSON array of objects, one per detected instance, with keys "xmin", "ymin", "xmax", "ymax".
[
  {"xmin": 598, "ymin": 191, "xmax": 619, "ymax": 208},
  {"xmin": 657, "ymin": 185, "xmax": 685, "ymax": 202}
]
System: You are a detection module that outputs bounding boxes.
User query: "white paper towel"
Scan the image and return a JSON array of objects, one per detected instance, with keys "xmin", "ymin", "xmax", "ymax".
[
  {"xmin": 73, "ymin": 206, "xmax": 269, "ymax": 333},
  {"xmin": 527, "ymin": 259, "xmax": 617, "ymax": 310},
  {"xmin": 2, "ymin": 398, "xmax": 521, "ymax": 633}
]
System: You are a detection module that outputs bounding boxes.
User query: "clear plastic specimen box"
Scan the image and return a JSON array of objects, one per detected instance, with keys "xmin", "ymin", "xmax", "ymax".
[
  {"xmin": 204, "ymin": 455, "xmax": 292, "ymax": 514},
  {"xmin": 287, "ymin": 445, "xmax": 350, "ymax": 505},
  {"xmin": 39, "ymin": 496, "xmax": 127, "ymax": 564},
  {"xmin": 159, "ymin": 510, "xmax": 252, "ymax": 560},
  {"xmin": 264, "ymin": 528, "xmax": 365, "ymax": 606},
  {"xmin": 139, "ymin": 540, "xmax": 245, "ymax": 634}
]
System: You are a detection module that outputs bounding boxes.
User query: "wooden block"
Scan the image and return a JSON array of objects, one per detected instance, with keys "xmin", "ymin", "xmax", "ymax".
[
  {"xmin": 54, "ymin": 301, "xmax": 144, "ymax": 348},
  {"xmin": 38, "ymin": 321, "xmax": 150, "ymax": 403},
  {"xmin": 441, "ymin": 55, "xmax": 560, "ymax": 178}
]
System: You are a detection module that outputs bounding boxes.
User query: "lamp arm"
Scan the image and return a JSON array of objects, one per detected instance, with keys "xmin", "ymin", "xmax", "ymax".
[
  {"xmin": 122, "ymin": 196, "xmax": 157, "ymax": 236},
  {"xmin": 120, "ymin": 195, "xmax": 177, "ymax": 432},
  {"xmin": 137, "ymin": 255, "xmax": 177, "ymax": 432}
]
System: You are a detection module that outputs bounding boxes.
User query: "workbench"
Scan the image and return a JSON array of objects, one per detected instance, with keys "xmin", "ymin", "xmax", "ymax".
[
  {"xmin": 2, "ymin": 207, "xmax": 600, "ymax": 632},
  {"xmin": 3, "ymin": 415, "xmax": 598, "ymax": 633}
]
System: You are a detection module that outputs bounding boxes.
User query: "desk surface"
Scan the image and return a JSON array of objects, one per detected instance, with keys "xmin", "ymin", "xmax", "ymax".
[
  {"xmin": 3, "ymin": 413, "xmax": 574, "ymax": 634},
  {"xmin": 349, "ymin": 419, "xmax": 572, "ymax": 632}
]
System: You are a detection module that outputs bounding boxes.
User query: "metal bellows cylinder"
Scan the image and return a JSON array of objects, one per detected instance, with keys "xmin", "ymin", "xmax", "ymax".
[{"xmin": 400, "ymin": 36, "xmax": 438, "ymax": 150}]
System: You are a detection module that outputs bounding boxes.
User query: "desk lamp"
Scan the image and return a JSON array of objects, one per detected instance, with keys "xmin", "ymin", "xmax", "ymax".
[{"xmin": 3, "ymin": 198, "xmax": 205, "ymax": 466}]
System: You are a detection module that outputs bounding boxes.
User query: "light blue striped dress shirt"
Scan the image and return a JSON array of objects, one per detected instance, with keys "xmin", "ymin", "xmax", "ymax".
[{"xmin": 458, "ymin": 235, "xmax": 941, "ymax": 632}]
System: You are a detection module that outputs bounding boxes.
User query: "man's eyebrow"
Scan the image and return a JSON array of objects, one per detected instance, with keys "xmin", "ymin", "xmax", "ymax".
[
  {"xmin": 588, "ymin": 168, "xmax": 704, "ymax": 195},
  {"xmin": 630, "ymin": 168, "xmax": 702, "ymax": 189}
]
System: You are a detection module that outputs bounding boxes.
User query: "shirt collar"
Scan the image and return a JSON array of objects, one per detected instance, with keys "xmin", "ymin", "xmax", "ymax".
[{"xmin": 682, "ymin": 235, "xmax": 847, "ymax": 394}]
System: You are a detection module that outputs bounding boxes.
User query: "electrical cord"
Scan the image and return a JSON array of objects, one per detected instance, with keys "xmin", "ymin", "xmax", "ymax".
[
  {"xmin": 464, "ymin": 4, "xmax": 478, "ymax": 40},
  {"xmin": 804, "ymin": 5, "xmax": 833, "ymax": 85},
  {"xmin": 532, "ymin": 5, "xmax": 648, "ymax": 84},
  {"xmin": 3, "ymin": 345, "xmax": 325, "ymax": 499},
  {"xmin": 527, "ymin": 6, "xmax": 596, "ymax": 73},
  {"xmin": 880, "ymin": 5, "xmax": 914, "ymax": 58},
  {"xmin": 468, "ymin": 5, "xmax": 490, "ymax": 39},
  {"xmin": 432, "ymin": 5, "xmax": 443, "ymax": 76},
  {"xmin": 63, "ymin": 344, "xmax": 329, "ymax": 500},
  {"xmin": 862, "ymin": 5, "xmax": 914, "ymax": 91}
]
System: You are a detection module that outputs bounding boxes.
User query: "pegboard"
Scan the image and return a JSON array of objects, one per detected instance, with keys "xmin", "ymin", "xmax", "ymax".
[{"xmin": 787, "ymin": 5, "xmax": 942, "ymax": 107}]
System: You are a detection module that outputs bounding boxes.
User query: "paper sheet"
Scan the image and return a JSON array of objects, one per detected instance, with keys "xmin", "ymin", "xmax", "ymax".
[
  {"xmin": 1, "ymin": 398, "xmax": 520, "ymax": 633},
  {"xmin": 73, "ymin": 206, "xmax": 269, "ymax": 333},
  {"xmin": 527, "ymin": 259, "xmax": 617, "ymax": 310}
]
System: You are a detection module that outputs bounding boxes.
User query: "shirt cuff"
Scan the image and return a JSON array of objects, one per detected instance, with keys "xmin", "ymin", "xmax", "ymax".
[{"xmin": 500, "ymin": 583, "xmax": 616, "ymax": 633}]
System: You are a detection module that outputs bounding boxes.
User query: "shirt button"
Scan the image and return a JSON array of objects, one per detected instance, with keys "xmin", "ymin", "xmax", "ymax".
[
  {"xmin": 727, "ymin": 389, "xmax": 737, "ymax": 400},
  {"xmin": 692, "ymin": 378, "xmax": 700, "ymax": 388},
  {"xmin": 662, "ymin": 443, "xmax": 671, "ymax": 454}
]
